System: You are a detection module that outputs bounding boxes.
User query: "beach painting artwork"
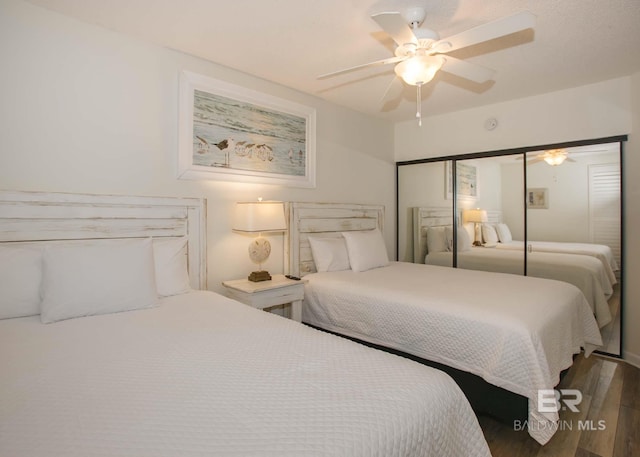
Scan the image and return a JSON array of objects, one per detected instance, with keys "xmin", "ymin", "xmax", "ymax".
[
  {"xmin": 445, "ymin": 161, "xmax": 478, "ymax": 199},
  {"xmin": 178, "ymin": 71, "xmax": 316, "ymax": 187}
]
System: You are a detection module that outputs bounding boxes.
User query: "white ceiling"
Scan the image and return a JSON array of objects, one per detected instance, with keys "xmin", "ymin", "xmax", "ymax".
[{"xmin": 26, "ymin": 0, "xmax": 640, "ymax": 123}]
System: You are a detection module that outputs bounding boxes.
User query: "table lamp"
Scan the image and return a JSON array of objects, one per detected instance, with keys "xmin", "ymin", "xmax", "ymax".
[
  {"xmin": 233, "ymin": 200, "xmax": 286, "ymax": 282},
  {"xmin": 463, "ymin": 208, "xmax": 488, "ymax": 246}
]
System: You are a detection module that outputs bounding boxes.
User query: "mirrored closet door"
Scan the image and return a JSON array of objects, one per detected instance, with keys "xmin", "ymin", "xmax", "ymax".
[
  {"xmin": 524, "ymin": 142, "xmax": 622, "ymax": 355},
  {"xmin": 396, "ymin": 136, "xmax": 625, "ymax": 357}
]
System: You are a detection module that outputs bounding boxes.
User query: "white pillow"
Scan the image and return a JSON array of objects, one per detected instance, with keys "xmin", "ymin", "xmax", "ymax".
[
  {"xmin": 307, "ymin": 236, "xmax": 351, "ymax": 272},
  {"xmin": 153, "ymin": 237, "xmax": 191, "ymax": 296},
  {"xmin": 445, "ymin": 226, "xmax": 472, "ymax": 252},
  {"xmin": 426, "ymin": 226, "xmax": 448, "ymax": 253},
  {"xmin": 0, "ymin": 246, "xmax": 42, "ymax": 319},
  {"xmin": 341, "ymin": 229, "xmax": 389, "ymax": 272},
  {"xmin": 482, "ymin": 223, "xmax": 499, "ymax": 244},
  {"xmin": 40, "ymin": 238, "xmax": 158, "ymax": 323},
  {"xmin": 495, "ymin": 223, "xmax": 513, "ymax": 243},
  {"xmin": 458, "ymin": 228, "xmax": 472, "ymax": 251}
]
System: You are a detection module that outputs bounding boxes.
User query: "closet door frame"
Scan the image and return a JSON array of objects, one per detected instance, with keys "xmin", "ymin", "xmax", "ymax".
[{"xmin": 396, "ymin": 134, "xmax": 627, "ymax": 358}]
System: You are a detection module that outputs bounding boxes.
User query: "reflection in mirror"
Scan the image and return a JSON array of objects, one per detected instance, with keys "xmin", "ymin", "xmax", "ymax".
[
  {"xmin": 397, "ymin": 161, "xmax": 453, "ymax": 264},
  {"xmin": 396, "ymin": 137, "xmax": 624, "ymax": 357},
  {"xmin": 451, "ymin": 155, "xmax": 526, "ymax": 275},
  {"xmin": 524, "ymin": 143, "xmax": 621, "ymax": 356}
]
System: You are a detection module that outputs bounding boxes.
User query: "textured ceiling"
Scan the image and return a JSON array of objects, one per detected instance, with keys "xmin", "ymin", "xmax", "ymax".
[{"xmin": 25, "ymin": 0, "xmax": 640, "ymax": 123}]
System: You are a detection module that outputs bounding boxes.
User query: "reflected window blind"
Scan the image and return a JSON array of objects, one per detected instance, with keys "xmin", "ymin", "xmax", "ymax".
[{"xmin": 588, "ymin": 163, "xmax": 621, "ymax": 264}]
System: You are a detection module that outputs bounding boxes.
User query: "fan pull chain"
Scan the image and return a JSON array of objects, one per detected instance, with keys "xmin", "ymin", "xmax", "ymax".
[{"xmin": 416, "ymin": 83, "xmax": 422, "ymax": 126}]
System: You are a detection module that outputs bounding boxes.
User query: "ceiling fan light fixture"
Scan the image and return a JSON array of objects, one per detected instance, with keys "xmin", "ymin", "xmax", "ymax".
[
  {"xmin": 394, "ymin": 55, "xmax": 444, "ymax": 86},
  {"xmin": 542, "ymin": 149, "xmax": 567, "ymax": 166}
]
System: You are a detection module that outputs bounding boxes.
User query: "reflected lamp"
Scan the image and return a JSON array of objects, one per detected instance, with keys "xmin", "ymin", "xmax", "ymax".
[
  {"xmin": 542, "ymin": 149, "xmax": 568, "ymax": 166},
  {"xmin": 463, "ymin": 208, "xmax": 488, "ymax": 247}
]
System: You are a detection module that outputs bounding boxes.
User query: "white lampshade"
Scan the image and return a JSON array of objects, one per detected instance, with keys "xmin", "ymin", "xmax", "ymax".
[
  {"xmin": 464, "ymin": 208, "xmax": 488, "ymax": 224},
  {"xmin": 233, "ymin": 201, "xmax": 286, "ymax": 233},
  {"xmin": 394, "ymin": 55, "xmax": 444, "ymax": 86}
]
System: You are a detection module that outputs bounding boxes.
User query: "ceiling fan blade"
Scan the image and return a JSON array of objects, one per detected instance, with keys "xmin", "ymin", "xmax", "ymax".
[
  {"xmin": 318, "ymin": 55, "xmax": 405, "ymax": 79},
  {"xmin": 440, "ymin": 56, "xmax": 495, "ymax": 83},
  {"xmin": 380, "ymin": 76, "xmax": 403, "ymax": 103},
  {"xmin": 435, "ymin": 11, "xmax": 535, "ymax": 53},
  {"xmin": 371, "ymin": 11, "xmax": 418, "ymax": 46}
]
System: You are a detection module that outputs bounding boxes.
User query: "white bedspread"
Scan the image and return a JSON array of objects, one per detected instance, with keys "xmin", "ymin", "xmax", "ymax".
[
  {"xmin": 426, "ymin": 248, "xmax": 612, "ymax": 328},
  {"xmin": 0, "ymin": 290, "xmax": 491, "ymax": 457},
  {"xmin": 496, "ymin": 240, "xmax": 618, "ymax": 285},
  {"xmin": 302, "ymin": 262, "xmax": 603, "ymax": 445}
]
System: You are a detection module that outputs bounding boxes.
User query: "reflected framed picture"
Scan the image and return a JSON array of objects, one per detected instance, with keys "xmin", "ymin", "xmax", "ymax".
[
  {"xmin": 527, "ymin": 188, "xmax": 548, "ymax": 209},
  {"xmin": 445, "ymin": 161, "xmax": 478, "ymax": 200},
  {"xmin": 178, "ymin": 70, "xmax": 316, "ymax": 187}
]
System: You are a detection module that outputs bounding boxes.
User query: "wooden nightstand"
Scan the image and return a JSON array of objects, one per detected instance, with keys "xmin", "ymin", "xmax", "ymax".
[{"xmin": 222, "ymin": 274, "xmax": 305, "ymax": 322}]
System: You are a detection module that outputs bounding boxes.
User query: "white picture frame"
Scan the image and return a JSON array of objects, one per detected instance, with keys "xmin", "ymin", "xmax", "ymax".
[
  {"xmin": 178, "ymin": 71, "xmax": 316, "ymax": 187},
  {"xmin": 445, "ymin": 161, "xmax": 478, "ymax": 200},
  {"xmin": 527, "ymin": 188, "xmax": 548, "ymax": 209}
]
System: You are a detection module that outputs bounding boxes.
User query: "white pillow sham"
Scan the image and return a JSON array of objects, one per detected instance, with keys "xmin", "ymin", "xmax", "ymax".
[
  {"xmin": 426, "ymin": 226, "xmax": 448, "ymax": 254},
  {"xmin": 40, "ymin": 238, "xmax": 158, "ymax": 324},
  {"xmin": 307, "ymin": 236, "xmax": 351, "ymax": 272},
  {"xmin": 495, "ymin": 223, "xmax": 513, "ymax": 243},
  {"xmin": 482, "ymin": 224, "xmax": 499, "ymax": 244},
  {"xmin": 153, "ymin": 237, "xmax": 191, "ymax": 297},
  {"xmin": 0, "ymin": 245, "xmax": 42, "ymax": 319},
  {"xmin": 342, "ymin": 229, "xmax": 389, "ymax": 272},
  {"xmin": 445, "ymin": 226, "xmax": 472, "ymax": 252}
]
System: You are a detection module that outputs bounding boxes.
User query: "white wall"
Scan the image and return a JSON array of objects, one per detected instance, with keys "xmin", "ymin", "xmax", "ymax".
[
  {"xmin": 626, "ymin": 72, "xmax": 640, "ymax": 368},
  {"xmin": 500, "ymin": 151, "xmax": 620, "ymax": 243},
  {"xmin": 0, "ymin": 0, "xmax": 395, "ymax": 294},
  {"xmin": 395, "ymin": 78, "xmax": 631, "ymax": 160},
  {"xmin": 395, "ymin": 77, "xmax": 638, "ymax": 365}
]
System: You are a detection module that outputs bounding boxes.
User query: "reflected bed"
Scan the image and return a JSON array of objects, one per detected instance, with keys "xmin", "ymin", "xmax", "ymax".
[{"xmin": 425, "ymin": 247, "xmax": 612, "ymax": 327}]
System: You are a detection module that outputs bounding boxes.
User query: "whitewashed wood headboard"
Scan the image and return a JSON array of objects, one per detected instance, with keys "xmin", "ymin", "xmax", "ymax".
[
  {"xmin": 0, "ymin": 190, "xmax": 207, "ymax": 290},
  {"xmin": 285, "ymin": 202, "xmax": 384, "ymax": 277},
  {"xmin": 413, "ymin": 207, "xmax": 502, "ymax": 264}
]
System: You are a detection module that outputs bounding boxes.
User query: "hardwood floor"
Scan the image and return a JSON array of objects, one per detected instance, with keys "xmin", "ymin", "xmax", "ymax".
[{"xmin": 478, "ymin": 355, "xmax": 640, "ymax": 457}]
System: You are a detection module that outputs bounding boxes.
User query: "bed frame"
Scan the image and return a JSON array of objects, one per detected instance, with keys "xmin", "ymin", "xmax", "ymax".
[
  {"xmin": 0, "ymin": 190, "xmax": 207, "ymax": 290},
  {"xmin": 285, "ymin": 201, "xmax": 528, "ymax": 423},
  {"xmin": 285, "ymin": 202, "xmax": 385, "ymax": 277},
  {"xmin": 413, "ymin": 207, "xmax": 501, "ymax": 263}
]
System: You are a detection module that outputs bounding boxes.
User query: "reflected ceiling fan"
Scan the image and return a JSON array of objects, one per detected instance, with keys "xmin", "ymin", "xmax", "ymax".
[
  {"xmin": 319, "ymin": 7, "xmax": 535, "ymax": 125},
  {"xmin": 524, "ymin": 149, "xmax": 576, "ymax": 166}
]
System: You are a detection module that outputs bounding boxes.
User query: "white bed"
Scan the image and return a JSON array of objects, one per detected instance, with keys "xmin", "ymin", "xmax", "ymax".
[
  {"xmin": 0, "ymin": 191, "xmax": 491, "ymax": 457},
  {"xmin": 414, "ymin": 207, "xmax": 619, "ymax": 284},
  {"xmin": 495, "ymin": 240, "xmax": 618, "ymax": 283},
  {"xmin": 425, "ymin": 247, "xmax": 612, "ymax": 328},
  {"xmin": 414, "ymin": 207, "xmax": 614, "ymax": 327},
  {"xmin": 286, "ymin": 202, "xmax": 604, "ymax": 445}
]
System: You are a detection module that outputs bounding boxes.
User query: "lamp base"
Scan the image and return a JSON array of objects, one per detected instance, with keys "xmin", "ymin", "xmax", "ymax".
[{"xmin": 248, "ymin": 270, "xmax": 272, "ymax": 282}]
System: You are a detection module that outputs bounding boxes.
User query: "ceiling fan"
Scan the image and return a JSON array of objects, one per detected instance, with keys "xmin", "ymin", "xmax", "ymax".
[
  {"xmin": 524, "ymin": 149, "xmax": 576, "ymax": 166},
  {"xmin": 319, "ymin": 7, "xmax": 535, "ymax": 125}
]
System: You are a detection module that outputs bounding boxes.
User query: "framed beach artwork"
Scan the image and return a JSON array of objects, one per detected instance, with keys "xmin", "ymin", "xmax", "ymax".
[
  {"xmin": 178, "ymin": 71, "xmax": 316, "ymax": 187},
  {"xmin": 445, "ymin": 161, "xmax": 478, "ymax": 200},
  {"xmin": 527, "ymin": 188, "xmax": 548, "ymax": 209}
]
